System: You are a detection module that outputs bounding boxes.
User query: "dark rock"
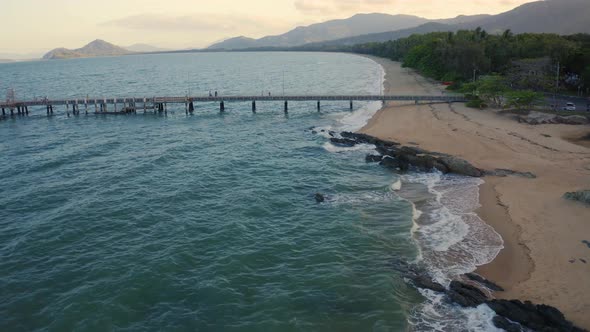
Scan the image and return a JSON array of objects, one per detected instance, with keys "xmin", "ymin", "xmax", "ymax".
[
  {"xmin": 556, "ymin": 115, "xmax": 589, "ymax": 125},
  {"xmin": 328, "ymin": 131, "xmax": 336, "ymax": 137},
  {"xmin": 401, "ymin": 154, "xmax": 450, "ymax": 173},
  {"xmin": 380, "ymin": 156, "xmax": 409, "ymax": 172},
  {"xmin": 311, "ymin": 130, "xmax": 317, "ymax": 135},
  {"xmin": 447, "ymin": 281, "xmax": 489, "ymax": 307},
  {"xmin": 410, "ymin": 275, "xmax": 446, "ymax": 293},
  {"xmin": 389, "ymin": 259, "xmax": 445, "ymax": 293},
  {"xmin": 563, "ymin": 190, "xmax": 590, "ymax": 205},
  {"xmin": 365, "ymin": 154, "xmax": 383, "ymax": 163},
  {"xmin": 581, "ymin": 258, "xmax": 587, "ymax": 264},
  {"xmin": 329, "ymin": 138, "xmax": 357, "ymax": 147},
  {"xmin": 485, "ymin": 169, "xmax": 537, "ymax": 179},
  {"xmin": 343, "ymin": 132, "xmax": 483, "ymax": 177},
  {"xmin": 340, "ymin": 131, "xmax": 400, "ymax": 147},
  {"xmin": 518, "ymin": 112, "xmax": 589, "ymax": 125},
  {"xmin": 314, "ymin": 193, "xmax": 325, "ymax": 203},
  {"xmin": 464, "ymin": 273, "xmax": 505, "ymax": 291},
  {"xmin": 438, "ymin": 156, "xmax": 484, "ymax": 177},
  {"xmin": 492, "ymin": 316, "xmax": 523, "ymax": 332},
  {"xmin": 486, "ymin": 300, "xmax": 586, "ymax": 332},
  {"xmin": 582, "ymin": 240, "xmax": 590, "ymax": 249}
]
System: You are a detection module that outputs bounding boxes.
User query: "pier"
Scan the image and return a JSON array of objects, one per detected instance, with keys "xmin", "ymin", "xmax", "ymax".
[{"xmin": 0, "ymin": 94, "xmax": 467, "ymax": 118}]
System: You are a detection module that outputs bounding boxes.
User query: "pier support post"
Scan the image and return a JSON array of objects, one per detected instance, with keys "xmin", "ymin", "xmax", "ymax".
[
  {"xmin": 189, "ymin": 101, "xmax": 194, "ymax": 114},
  {"xmin": 220, "ymin": 101, "xmax": 225, "ymax": 112},
  {"xmin": 114, "ymin": 99, "xmax": 117, "ymax": 113},
  {"xmin": 415, "ymin": 100, "xmax": 418, "ymax": 105},
  {"xmin": 164, "ymin": 103, "xmax": 167, "ymax": 114},
  {"xmin": 25, "ymin": 106, "xmax": 29, "ymax": 115},
  {"xmin": 252, "ymin": 100, "xmax": 256, "ymax": 113},
  {"xmin": 10, "ymin": 108, "xmax": 14, "ymax": 116},
  {"xmin": 143, "ymin": 98, "xmax": 147, "ymax": 113},
  {"xmin": 350, "ymin": 100, "xmax": 353, "ymax": 111},
  {"xmin": 284, "ymin": 101, "xmax": 288, "ymax": 113},
  {"xmin": 85, "ymin": 102, "xmax": 88, "ymax": 114},
  {"xmin": 66, "ymin": 102, "xmax": 70, "ymax": 116},
  {"xmin": 2, "ymin": 108, "xmax": 6, "ymax": 116},
  {"xmin": 317, "ymin": 101, "xmax": 320, "ymax": 112},
  {"xmin": 185, "ymin": 102, "xmax": 188, "ymax": 115}
]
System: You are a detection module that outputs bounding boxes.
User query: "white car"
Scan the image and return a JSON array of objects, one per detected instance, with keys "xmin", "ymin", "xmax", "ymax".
[{"xmin": 563, "ymin": 102, "xmax": 576, "ymax": 111}]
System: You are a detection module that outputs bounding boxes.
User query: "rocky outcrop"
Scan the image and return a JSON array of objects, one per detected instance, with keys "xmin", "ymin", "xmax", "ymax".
[
  {"xmin": 314, "ymin": 193, "xmax": 325, "ymax": 203},
  {"xmin": 487, "ymin": 300, "xmax": 587, "ymax": 332},
  {"xmin": 377, "ymin": 145, "xmax": 482, "ymax": 177},
  {"xmin": 485, "ymin": 169, "xmax": 537, "ymax": 179},
  {"xmin": 448, "ymin": 281, "xmax": 489, "ymax": 307},
  {"xmin": 563, "ymin": 190, "xmax": 590, "ymax": 206},
  {"xmin": 410, "ymin": 275, "xmax": 446, "ymax": 293},
  {"xmin": 492, "ymin": 316, "xmax": 524, "ymax": 332},
  {"xmin": 329, "ymin": 138, "xmax": 357, "ymax": 147},
  {"xmin": 390, "ymin": 259, "xmax": 586, "ymax": 331},
  {"xmin": 437, "ymin": 156, "xmax": 484, "ymax": 177},
  {"xmin": 365, "ymin": 154, "xmax": 383, "ymax": 163},
  {"xmin": 335, "ymin": 132, "xmax": 484, "ymax": 177},
  {"xmin": 340, "ymin": 132, "xmax": 400, "ymax": 147},
  {"xmin": 464, "ymin": 273, "xmax": 505, "ymax": 291},
  {"xmin": 517, "ymin": 111, "xmax": 589, "ymax": 125}
]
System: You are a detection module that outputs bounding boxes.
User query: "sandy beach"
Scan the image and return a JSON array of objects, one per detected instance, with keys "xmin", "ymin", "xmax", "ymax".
[{"xmin": 361, "ymin": 56, "xmax": 590, "ymax": 328}]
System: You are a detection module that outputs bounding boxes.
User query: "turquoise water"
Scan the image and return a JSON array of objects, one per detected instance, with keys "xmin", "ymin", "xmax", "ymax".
[{"xmin": 0, "ymin": 53, "xmax": 427, "ymax": 331}]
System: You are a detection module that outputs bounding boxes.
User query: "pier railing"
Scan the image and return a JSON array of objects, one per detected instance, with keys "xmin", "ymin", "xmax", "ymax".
[{"xmin": 0, "ymin": 94, "xmax": 467, "ymax": 117}]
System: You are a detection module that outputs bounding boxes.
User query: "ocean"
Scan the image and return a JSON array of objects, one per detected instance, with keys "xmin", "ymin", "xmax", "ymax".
[{"xmin": 0, "ymin": 52, "xmax": 503, "ymax": 331}]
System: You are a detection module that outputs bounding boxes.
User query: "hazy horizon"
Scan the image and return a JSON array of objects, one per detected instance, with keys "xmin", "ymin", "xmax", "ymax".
[{"xmin": 1, "ymin": 0, "xmax": 539, "ymax": 57}]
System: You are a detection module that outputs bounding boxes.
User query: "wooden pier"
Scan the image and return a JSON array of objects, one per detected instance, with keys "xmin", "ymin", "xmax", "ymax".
[{"xmin": 0, "ymin": 94, "xmax": 467, "ymax": 118}]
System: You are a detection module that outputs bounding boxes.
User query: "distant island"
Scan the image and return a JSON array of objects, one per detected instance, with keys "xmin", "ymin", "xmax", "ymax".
[
  {"xmin": 41, "ymin": 40, "xmax": 168, "ymax": 60},
  {"xmin": 42, "ymin": 39, "xmax": 132, "ymax": 60}
]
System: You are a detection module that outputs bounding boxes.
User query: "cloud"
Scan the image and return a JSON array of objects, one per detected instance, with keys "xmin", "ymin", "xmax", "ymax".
[
  {"xmin": 294, "ymin": 0, "xmax": 395, "ymax": 15},
  {"xmin": 294, "ymin": 0, "xmax": 537, "ymax": 17},
  {"xmin": 101, "ymin": 13, "xmax": 289, "ymax": 35}
]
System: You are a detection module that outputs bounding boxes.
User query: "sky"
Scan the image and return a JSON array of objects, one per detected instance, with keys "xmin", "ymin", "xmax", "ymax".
[{"xmin": 0, "ymin": 0, "xmax": 539, "ymax": 56}]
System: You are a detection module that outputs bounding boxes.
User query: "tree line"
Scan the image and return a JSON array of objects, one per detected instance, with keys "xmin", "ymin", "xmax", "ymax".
[{"xmin": 347, "ymin": 29, "xmax": 590, "ymax": 96}]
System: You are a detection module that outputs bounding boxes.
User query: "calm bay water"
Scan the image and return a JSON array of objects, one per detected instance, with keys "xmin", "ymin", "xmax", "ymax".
[
  {"xmin": 0, "ymin": 52, "xmax": 503, "ymax": 331},
  {"xmin": 0, "ymin": 53, "xmax": 425, "ymax": 331}
]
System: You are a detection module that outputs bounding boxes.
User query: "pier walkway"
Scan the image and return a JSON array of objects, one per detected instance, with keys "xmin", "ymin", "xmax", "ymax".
[{"xmin": 0, "ymin": 94, "xmax": 467, "ymax": 117}]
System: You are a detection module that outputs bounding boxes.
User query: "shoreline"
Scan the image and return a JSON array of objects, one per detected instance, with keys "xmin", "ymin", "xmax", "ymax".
[{"xmin": 359, "ymin": 55, "xmax": 590, "ymax": 329}]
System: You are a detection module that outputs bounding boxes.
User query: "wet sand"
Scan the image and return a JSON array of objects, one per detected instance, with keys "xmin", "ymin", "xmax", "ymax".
[{"xmin": 360, "ymin": 56, "xmax": 590, "ymax": 328}]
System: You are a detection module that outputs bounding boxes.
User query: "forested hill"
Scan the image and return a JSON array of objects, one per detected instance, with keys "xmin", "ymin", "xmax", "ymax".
[{"xmin": 348, "ymin": 30, "xmax": 590, "ymax": 94}]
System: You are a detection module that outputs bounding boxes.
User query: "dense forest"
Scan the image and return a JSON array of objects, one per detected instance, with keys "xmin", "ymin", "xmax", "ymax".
[{"xmin": 347, "ymin": 29, "xmax": 590, "ymax": 95}]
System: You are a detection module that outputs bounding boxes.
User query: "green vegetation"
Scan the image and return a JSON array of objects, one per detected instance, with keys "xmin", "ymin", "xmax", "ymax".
[
  {"xmin": 350, "ymin": 29, "xmax": 590, "ymax": 97},
  {"xmin": 505, "ymin": 90, "xmax": 545, "ymax": 110}
]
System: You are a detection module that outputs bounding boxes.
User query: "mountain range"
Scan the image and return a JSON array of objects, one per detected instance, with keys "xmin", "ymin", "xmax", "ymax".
[
  {"xmin": 40, "ymin": 0, "xmax": 590, "ymax": 60},
  {"xmin": 209, "ymin": 0, "xmax": 590, "ymax": 50}
]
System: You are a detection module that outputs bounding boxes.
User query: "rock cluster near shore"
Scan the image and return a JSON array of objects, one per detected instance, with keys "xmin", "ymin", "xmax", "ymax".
[
  {"xmin": 392, "ymin": 260, "xmax": 587, "ymax": 332},
  {"xmin": 563, "ymin": 190, "xmax": 590, "ymax": 206},
  {"xmin": 328, "ymin": 131, "xmax": 582, "ymax": 331},
  {"xmin": 332, "ymin": 131, "xmax": 536, "ymax": 179},
  {"xmin": 517, "ymin": 111, "xmax": 589, "ymax": 125},
  {"xmin": 334, "ymin": 131, "xmax": 485, "ymax": 177}
]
